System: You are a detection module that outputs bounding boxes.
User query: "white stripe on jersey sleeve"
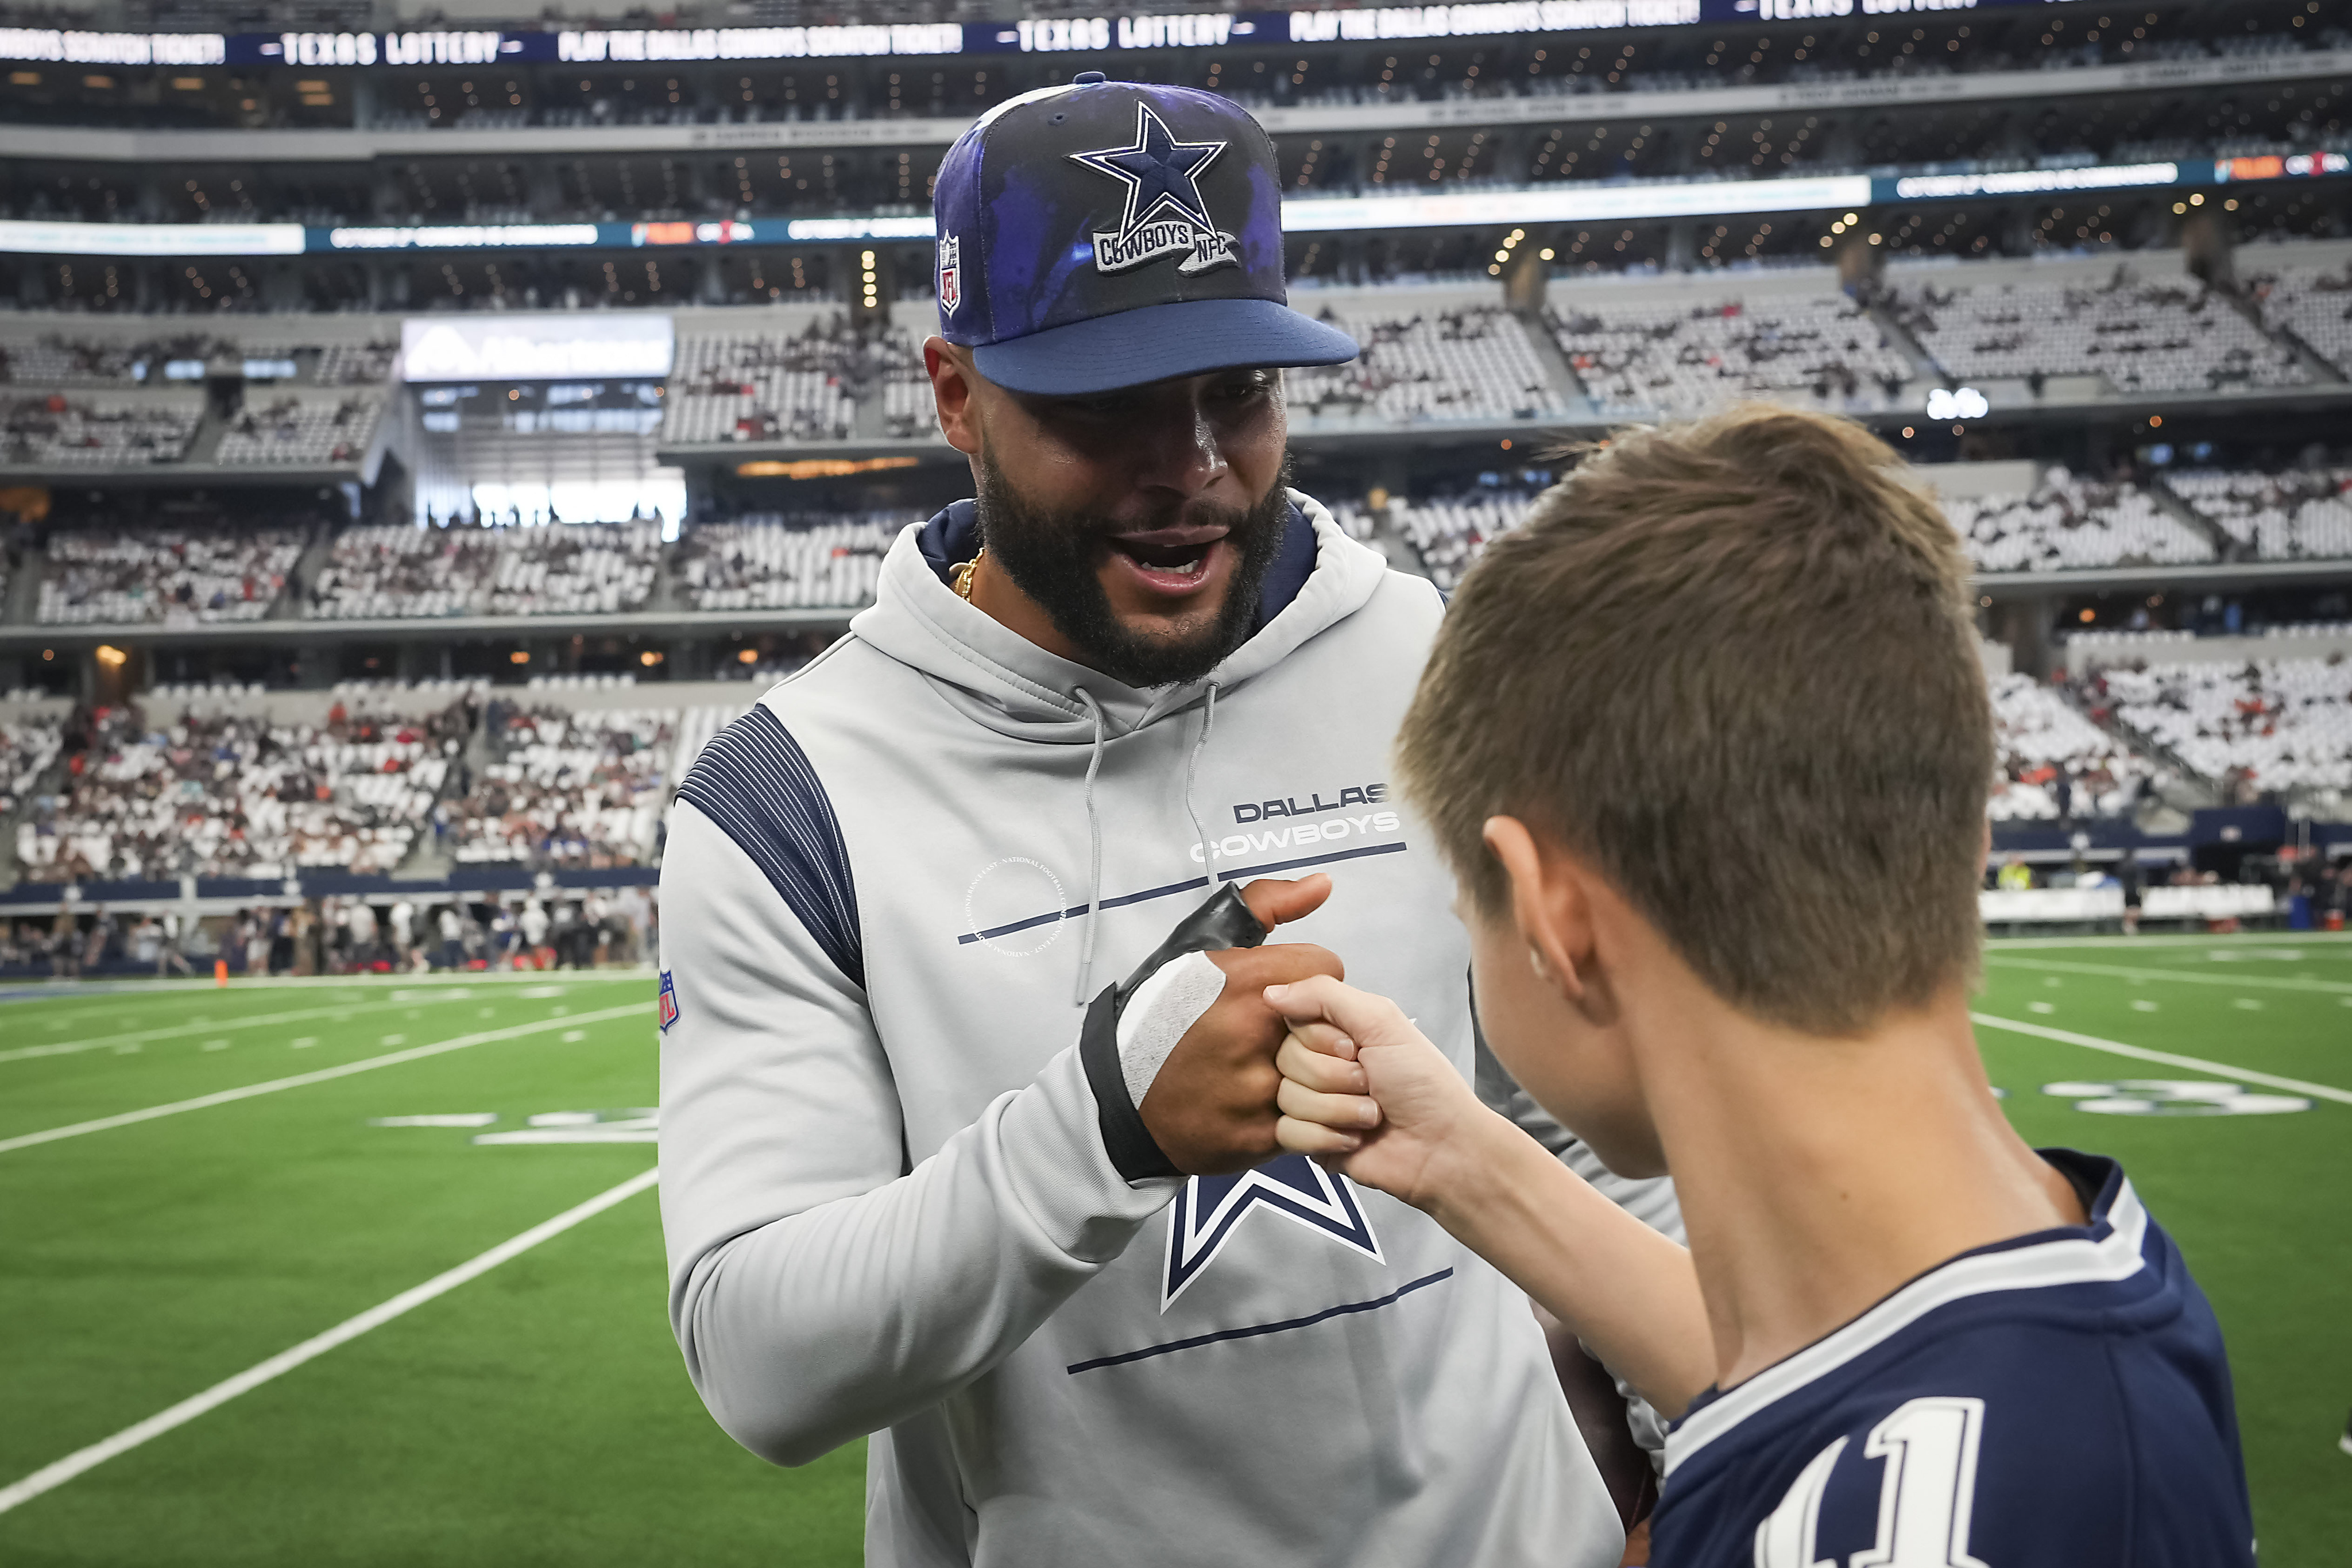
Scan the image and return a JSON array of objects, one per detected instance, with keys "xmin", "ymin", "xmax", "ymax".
[{"xmin": 1663, "ymin": 1179, "xmax": 2149, "ymax": 1480}]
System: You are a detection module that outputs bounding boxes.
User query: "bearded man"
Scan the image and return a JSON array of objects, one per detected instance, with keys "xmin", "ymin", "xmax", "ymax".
[{"xmin": 656, "ymin": 73, "xmax": 1674, "ymax": 1568}]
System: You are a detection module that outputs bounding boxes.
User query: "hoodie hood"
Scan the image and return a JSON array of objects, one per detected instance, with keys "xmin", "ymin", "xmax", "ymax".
[{"xmin": 848, "ymin": 489, "xmax": 1390, "ymax": 748}]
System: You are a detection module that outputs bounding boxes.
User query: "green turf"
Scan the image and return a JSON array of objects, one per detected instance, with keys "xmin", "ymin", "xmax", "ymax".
[{"xmin": 0, "ymin": 944, "xmax": 2343, "ymax": 1564}]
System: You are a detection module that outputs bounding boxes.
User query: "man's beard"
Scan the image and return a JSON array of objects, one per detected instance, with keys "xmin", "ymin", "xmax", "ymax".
[{"xmin": 973, "ymin": 451, "xmax": 1293, "ymax": 689}]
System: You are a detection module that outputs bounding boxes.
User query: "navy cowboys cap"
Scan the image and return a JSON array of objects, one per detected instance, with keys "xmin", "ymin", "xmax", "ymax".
[{"xmin": 931, "ymin": 72, "xmax": 1359, "ymax": 396}]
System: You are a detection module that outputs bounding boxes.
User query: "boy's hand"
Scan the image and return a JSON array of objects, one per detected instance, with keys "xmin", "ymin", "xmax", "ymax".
[
  {"xmin": 1135, "ymin": 876, "xmax": 1343, "ymax": 1176},
  {"xmin": 1263, "ymin": 974, "xmax": 1488, "ymax": 1211}
]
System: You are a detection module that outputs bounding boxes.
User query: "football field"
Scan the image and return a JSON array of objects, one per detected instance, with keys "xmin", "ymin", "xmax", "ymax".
[{"xmin": 0, "ymin": 938, "xmax": 2343, "ymax": 1566}]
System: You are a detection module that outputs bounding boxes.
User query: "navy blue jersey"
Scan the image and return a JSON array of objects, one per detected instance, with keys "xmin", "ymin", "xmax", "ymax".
[{"xmin": 1651, "ymin": 1152, "xmax": 2252, "ymax": 1568}]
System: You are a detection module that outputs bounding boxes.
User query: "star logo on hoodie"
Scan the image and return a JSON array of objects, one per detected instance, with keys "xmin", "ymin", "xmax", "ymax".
[{"xmin": 1162, "ymin": 1153, "xmax": 1383, "ymax": 1310}]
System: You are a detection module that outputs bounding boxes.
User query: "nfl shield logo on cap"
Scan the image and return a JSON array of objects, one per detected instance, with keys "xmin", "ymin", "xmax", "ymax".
[
  {"xmin": 931, "ymin": 71, "xmax": 1356, "ymax": 397},
  {"xmin": 937, "ymin": 235, "xmax": 961, "ymax": 316}
]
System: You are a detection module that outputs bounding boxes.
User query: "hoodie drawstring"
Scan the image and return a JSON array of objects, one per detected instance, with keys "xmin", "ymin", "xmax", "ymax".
[
  {"xmin": 1073, "ymin": 689, "xmax": 1108, "ymax": 1006},
  {"xmin": 1181, "ymin": 681, "xmax": 1222, "ymax": 896},
  {"xmin": 1071, "ymin": 681, "xmax": 1221, "ymax": 1007}
]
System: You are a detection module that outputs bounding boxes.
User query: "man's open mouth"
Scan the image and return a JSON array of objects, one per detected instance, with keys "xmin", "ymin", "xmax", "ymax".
[{"xmin": 1106, "ymin": 527, "xmax": 1229, "ymax": 592}]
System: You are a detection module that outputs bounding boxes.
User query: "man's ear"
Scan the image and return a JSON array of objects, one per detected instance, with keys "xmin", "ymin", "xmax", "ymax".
[
  {"xmin": 925, "ymin": 336, "xmax": 982, "ymax": 457},
  {"xmin": 1483, "ymin": 815, "xmax": 1593, "ymax": 1006}
]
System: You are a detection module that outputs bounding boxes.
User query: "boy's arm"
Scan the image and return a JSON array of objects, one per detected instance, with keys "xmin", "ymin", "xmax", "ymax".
[{"xmin": 1267, "ymin": 974, "xmax": 1715, "ymax": 1417}]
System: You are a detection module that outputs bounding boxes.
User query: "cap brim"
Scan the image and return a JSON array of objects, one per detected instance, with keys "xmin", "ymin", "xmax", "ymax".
[{"xmin": 973, "ymin": 297, "xmax": 1359, "ymax": 396}]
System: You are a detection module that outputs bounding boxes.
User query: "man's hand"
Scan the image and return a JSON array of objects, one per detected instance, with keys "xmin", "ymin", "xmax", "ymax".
[
  {"xmin": 1264, "ymin": 973, "xmax": 1489, "ymax": 1211},
  {"xmin": 1135, "ymin": 875, "xmax": 1341, "ymax": 1176}
]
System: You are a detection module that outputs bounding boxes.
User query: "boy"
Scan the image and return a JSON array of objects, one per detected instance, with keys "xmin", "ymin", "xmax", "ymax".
[{"xmin": 1264, "ymin": 406, "xmax": 2254, "ymax": 1566}]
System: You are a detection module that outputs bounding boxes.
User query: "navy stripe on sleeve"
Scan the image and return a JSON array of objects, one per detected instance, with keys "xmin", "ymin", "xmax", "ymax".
[{"xmin": 675, "ymin": 704, "xmax": 865, "ymax": 990}]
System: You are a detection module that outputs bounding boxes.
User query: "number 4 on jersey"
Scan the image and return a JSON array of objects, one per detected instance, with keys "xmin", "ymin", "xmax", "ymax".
[{"xmin": 1755, "ymin": 1397, "xmax": 1989, "ymax": 1568}]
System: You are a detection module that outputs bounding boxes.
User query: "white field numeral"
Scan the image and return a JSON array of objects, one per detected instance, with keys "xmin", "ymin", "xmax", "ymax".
[{"xmin": 1852, "ymin": 1396, "xmax": 1989, "ymax": 1568}]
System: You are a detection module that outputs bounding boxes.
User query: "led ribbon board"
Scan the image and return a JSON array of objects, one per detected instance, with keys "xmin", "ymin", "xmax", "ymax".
[
  {"xmin": 2, "ymin": 156, "xmax": 2343, "ymax": 257},
  {"xmin": 0, "ymin": 4, "xmax": 2170, "ymax": 67}
]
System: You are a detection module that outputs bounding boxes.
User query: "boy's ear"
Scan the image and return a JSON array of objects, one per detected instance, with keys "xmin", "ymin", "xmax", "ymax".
[{"xmin": 1483, "ymin": 815, "xmax": 1593, "ymax": 1005}]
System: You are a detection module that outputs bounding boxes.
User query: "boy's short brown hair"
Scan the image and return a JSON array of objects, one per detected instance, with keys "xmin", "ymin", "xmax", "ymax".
[{"xmin": 1395, "ymin": 404, "xmax": 1991, "ymax": 1035}]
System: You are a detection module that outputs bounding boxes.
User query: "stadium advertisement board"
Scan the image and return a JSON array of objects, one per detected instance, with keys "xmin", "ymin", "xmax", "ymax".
[
  {"xmin": 0, "ymin": 3, "xmax": 2169, "ymax": 68},
  {"xmin": 399, "ymin": 315, "xmax": 675, "ymax": 382}
]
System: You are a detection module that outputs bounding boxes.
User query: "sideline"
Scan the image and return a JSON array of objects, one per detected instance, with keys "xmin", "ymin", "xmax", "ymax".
[
  {"xmin": 0, "ymin": 968, "xmax": 654, "ymax": 1004},
  {"xmin": 1984, "ymin": 955, "xmax": 2352, "ymax": 996},
  {"xmin": 0, "ymin": 1003, "xmax": 647, "ymax": 1156},
  {"xmin": 0, "ymin": 1166, "xmax": 659, "ymax": 1518},
  {"xmin": 1970, "ymin": 1013, "xmax": 2352, "ymax": 1107}
]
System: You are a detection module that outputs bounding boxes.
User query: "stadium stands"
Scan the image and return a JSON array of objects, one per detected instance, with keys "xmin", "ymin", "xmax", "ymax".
[
  {"xmin": 307, "ymin": 521, "xmax": 662, "ymax": 619},
  {"xmin": 38, "ymin": 528, "xmax": 304, "ymax": 625},
  {"xmin": 1889, "ymin": 271, "xmax": 2309, "ymax": 394},
  {"xmin": 1945, "ymin": 469, "xmax": 2215, "ymax": 573},
  {"xmin": 1390, "ymin": 491, "xmax": 1540, "ymax": 593},
  {"xmin": 665, "ymin": 315, "xmax": 862, "ymax": 445},
  {"xmin": 1552, "ymin": 289, "xmax": 1912, "ymax": 417},
  {"xmin": 214, "ymin": 394, "xmax": 381, "ymax": 467},
  {"xmin": 2168, "ymin": 469, "xmax": 2352, "ymax": 562},
  {"xmin": 10, "ymin": 692, "xmax": 470, "ymax": 882},
  {"xmin": 3, "ymin": 395, "xmax": 201, "ymax": 468},
  {"xmin": 2248, "ymin": 254, "xmax": 2352, "ymax": 378},
  {"xmin": 2099, "ymin": 659, "xmax": 2352, "ymax": 794},
  {"xmin": 445, "ymin": 702, "xmax": 677, "ymax": 869},
  {"xmin": 0, "ymin": 710, "xmax": 63, "ymax": 819},
  {"xmin": 1287, "ymin": 305, "xmax": 1564, "ymax": 424},
  {"xmin": 675, "ymin": 513, "xmax": 910, "ymax": 611},
  {"xmin": 1986, "ymin": 672, "xmax": 2159, "ymax": 822}
]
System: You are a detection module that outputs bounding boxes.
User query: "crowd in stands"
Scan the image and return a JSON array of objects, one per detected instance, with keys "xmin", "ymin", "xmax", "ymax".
[
  {"xmin": 11, "ymin": 692, "xmax": 471, "ymax": 883},
  {"xmin": 2097, "ymin": 659, "xmax": 2352, "ymax": 797},
  {"xmin": 443, "ymin": 700, "xmax": 676, "ymax": 869},
  {"xmin": 1551, "ymin": 293, "xmax": 1911, "ymax": 417},
  {"xmin": 2249, "ymin": 257, "xmax": 2352, "ymax": 379},
  {"xmin": 1287, "ymin": 307, "xmax": 1563, "ymax": 424},
  {"xmin": 1945, "ymin": 469, "xmax": 2214, "ymax": 574},
  {"xmin": 1889, "ymin": 274, "xmax": 2308, "ymax": 395},
  {"xmin": 674, "ymin": 512, "xmax": 911, "ymax": 610},
  {"xmin": 1, "ymin": 709, "xmax": 63, "ymax": 819},
  {"xmin": 38, "ymin": 527, "xmax": 304, "ymax": 625},
  {"xmin": 664, "ymin": 316, "xmax": 863, "ymax": 444},
  {"xmin": 307, "ymin": 519, "xmax": 660, "ymax": 618},
  {"xmin": 2, "ymin": 395, "xmax": 200, "ymax": 467},
  {"xmin": 214, "ymin": 395, "xmax": 380, "ymax": 467},
  {"xmin": 1387, "ymin": 490, "xmax": 1541, "ymax": 593},
  {"xmin": 1986, "ymin": 672, "xmax": 2160, "ymax": 822},
  {"xmin": 2168, "ymin": 469, "xmax": 2352, "ymax": 562},
  {"xmin": 877, "ymin": 326, "xmax": 939, "ymax": 440},
  {"xmin": 0, "ymin": 334, "xmax": 397, "ymax": 389}
]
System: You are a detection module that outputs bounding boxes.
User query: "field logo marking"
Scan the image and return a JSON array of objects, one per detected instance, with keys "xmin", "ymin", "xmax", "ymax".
[
  {"xmin": 2041, "ymin": 1079, "xmax": 2312, "ymax": 1117},
  {"xmin": 1970, "ymin": 1012, "xmax": 2352, "ymax": 1108},
  {"xmin": 0, "ymin": 1167, "xmax": 658, "ymax": 1520},
  {"xmin": 0, "ymin": 1004, "xmax": 648, "ymax": 1156},
  {"xmin": 477, "ymin": 1109, "xmax": 657, "ymax": 1145}
]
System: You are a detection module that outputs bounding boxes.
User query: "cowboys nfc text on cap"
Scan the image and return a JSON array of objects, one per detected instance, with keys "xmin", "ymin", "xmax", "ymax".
[{"xmin": 931, "ymin": 72, "xmax": 1360, "ymax": 397}]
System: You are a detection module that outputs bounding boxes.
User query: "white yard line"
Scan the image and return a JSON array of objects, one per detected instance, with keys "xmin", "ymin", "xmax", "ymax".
[
  {"xmin": 0, "ymin": 1166, "xmax": 658, "ymax": 1519},
  {"xmin": 0, "ymin": 997, "xmax": 506, "ymax": 1066},
  {"xmin": 0, "ymin": 1004, "xmax": 647, "ymax": 1156},
  {"xmin": 1984, "ymin": 955, "xmax": 2352, "ymax": 996},
  {"xmin": 1984, "ymin": 932, "xmax": 2352, "ymax": 951},
  {"xmin": 1969, "ymin": 1013, "xmax": 2352, "ymax": 1106}
]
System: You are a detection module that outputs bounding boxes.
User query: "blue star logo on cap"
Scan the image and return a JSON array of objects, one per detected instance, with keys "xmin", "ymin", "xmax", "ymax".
[{"xmin": 1069, "ymin": 103, "xmax": 1238, "ymax": 277}]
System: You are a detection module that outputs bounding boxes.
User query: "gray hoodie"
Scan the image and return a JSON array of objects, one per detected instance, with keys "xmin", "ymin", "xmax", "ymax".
[{"xmin": 657, "ymin": 494, "xmax": 1656, "ymax": 1567}]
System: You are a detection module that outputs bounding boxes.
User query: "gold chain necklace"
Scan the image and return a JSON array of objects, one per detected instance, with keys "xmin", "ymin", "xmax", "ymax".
[{"xmin": 951, "ymin": 546, "xmax": 985, "ymax": 601}]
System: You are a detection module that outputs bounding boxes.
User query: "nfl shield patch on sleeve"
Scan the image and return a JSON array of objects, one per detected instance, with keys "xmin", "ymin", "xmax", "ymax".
[{"xmin": 658, "ymin": 970, "xmax": 680, "ymax": 1032}]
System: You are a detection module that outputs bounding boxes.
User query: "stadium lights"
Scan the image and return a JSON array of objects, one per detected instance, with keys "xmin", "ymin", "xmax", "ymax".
[
  {"xmin": 1926, "ymin": 388, "xmax": 1990, "ymax": 421},
  {"xmin": 94, "ymin": 644, "xmax": 129, "ymax": 667}
]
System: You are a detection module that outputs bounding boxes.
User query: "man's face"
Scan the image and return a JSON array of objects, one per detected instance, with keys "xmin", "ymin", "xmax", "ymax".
[
  {"xmin": 1462, "ymin": 889, "xmax": 1667, "ymax": 1180},
  {"xmin": 938, "ymin": 349, "xmax": 1294, "ymax": 687}
]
